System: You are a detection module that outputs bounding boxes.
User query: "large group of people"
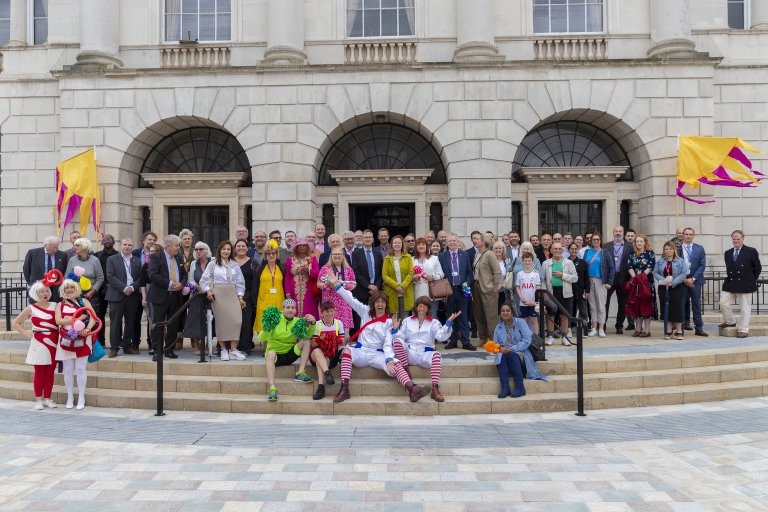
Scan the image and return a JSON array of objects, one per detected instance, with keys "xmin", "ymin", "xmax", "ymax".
[{"xmin": 16, "ymin": 222, "xmax": 763, "ymax": 410}]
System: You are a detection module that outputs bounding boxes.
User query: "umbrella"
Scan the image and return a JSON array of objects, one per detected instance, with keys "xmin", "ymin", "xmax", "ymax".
[
  {"xmin": 206, "ymin": 309, "xmax": 214, "ymax": 359},
  {"xmin": 663, "ymin": 281, "xmax": 670, "ymax": 338}
]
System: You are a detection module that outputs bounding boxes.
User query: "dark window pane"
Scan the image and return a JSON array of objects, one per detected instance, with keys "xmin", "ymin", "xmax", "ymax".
[
  {"xmin": 0, "ymin": 0, "xmax": 9, "ymax": 18},
  {"xmin": 399, "ymin": 8, "xmax": 415, "ymax": 36},
  {"xmin": 34, "ymin": 18, "xmax": 48, "ymax": 45},
  {"xmin": 364, "ymin": 8, "xmax": 380, "ymax": 36},
  {"xmin": 199, "ymin": 14, "xmax": 215, "ymax": 41},
  {"xmin": 728, "ymin": 2, "xmax": 745, "ymax": 29},
  {"xmin": 34, "ymin": 0, "xmax": 47, "ymax": 17},
  {"xmin": 216, "ymin": 13, "xmax": 230, "ymax": 39},
  {"xmin": 218, "ymin": 0, "xmax": 231, "ymax": 11},
  {"xmin": 533, "ymin": 5, "xmax": 549, "ymax": 33},
  {"xmin": 181, "ymin": 14, "xmax": 198, "ymax": 41},
  {"xmin": 364, "ymin": 0, "xmax": 379, "ymax": 7},
  {"xmin": 551, "ymin": 4, "xmax": 567, "ymax": 31},
  {"xmin": 381, "ymin": 8, "xmax": 398, "ymax": 36},
  {"xmin": 182, "ymin": 0, "xmax": 197, "ymax": 13},
  {"xmin": 586, "ymin": 3, "xmax": 602, "ymax": 31},
  {"xmin": 166, "ymin": 0, "xmax": 182, "ymax": 13},
  {"xmin": 200, "ymin": 0, "xmax": 215, "ymax": 13},
  {"xmin": 569, "ymin": 4, "xmax": 585, "ymax": 32}
]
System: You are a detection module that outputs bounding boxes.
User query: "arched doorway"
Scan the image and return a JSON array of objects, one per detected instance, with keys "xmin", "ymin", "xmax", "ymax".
[
  {"xmin": 138, "ymin": 127, "xmax": 251, "ymax": 249},
  {"xmin": 317, "ymin": 122, "xmax": 447, "ymax": 237},
  {"xmin": 511, "ymin": 118, "xmax": 640, "ymax": 239}
]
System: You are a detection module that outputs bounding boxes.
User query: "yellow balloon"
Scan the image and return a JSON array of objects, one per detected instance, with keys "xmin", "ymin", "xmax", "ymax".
[{"xmin": 79, "ymin": 277, "xmax": 92, "ymax": 291}]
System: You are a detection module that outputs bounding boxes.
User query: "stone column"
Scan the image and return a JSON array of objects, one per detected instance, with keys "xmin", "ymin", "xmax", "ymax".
[
  {"xmin": 263, "ymin": 0, "xmax": 307, "ymax": 64},
  {"xmin": 8, "ymin": 0, "xmax": 27, "ymax": 46},
  {"xmin": 647, "ymin": 0, "xmax": 696, "ymax": 57},
  {"xmin": 629, "ymin": 200, "xmax": 640, "ymax": 231},
  {"xmin": 74, "ymin": 0, "xmax": 122, "ymax": 69},
  {"xmin": 752, "ymin": 0, "xmax": 768, "ymax": 29},
  {"xmin": 453, "ymin": 0, "xmax": 504, "ymax": 62}
]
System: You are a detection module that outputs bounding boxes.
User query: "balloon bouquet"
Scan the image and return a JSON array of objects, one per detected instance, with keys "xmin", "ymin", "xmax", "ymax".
[{"xmin": 60, "ymin": 266, "xmax": 103, "ymax": 346}]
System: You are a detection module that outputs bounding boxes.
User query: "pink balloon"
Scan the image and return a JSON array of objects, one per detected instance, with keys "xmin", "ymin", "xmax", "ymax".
[
  {"xmin": 73, "ymin": 320, "xmax": 85, "ymax": 331},
  {"xmin": 181, "ymin": 287, "xmax": 191, "ymax": 296},
  {"xmin": 74, "ymin": 266, "xmax": 86, "ymax": 277}
]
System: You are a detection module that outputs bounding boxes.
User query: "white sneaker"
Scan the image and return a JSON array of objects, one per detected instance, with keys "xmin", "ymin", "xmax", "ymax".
[
  {"xmin": 567, "ymin": 328, "xmax": 573, "ymax": 339},
  {"xmin": 221, "ymin": 350, "xmax": 230, "ymax": 361},
  {"xmin": 76, "ymin": 400, "xmax": 85, "ymax": 410},
  {"xmin": 598, "ymin": 329, "xmax": 606, "ymax": 338},
  {"xmin": 231, "ymin": 351, "xmax": 246, "ymax": 361},
  {"xmin": 34, "ymin": 400, "xmax": 44, "ymax": 410},
  {"xmin": 588, "ymin": 328, "xmax": 598, "ymax": 337},
  {"xmin": 545, "ymin": 336, "xmax": 554, "ymax": 346},
  {"xmin": 43, "ymin": 399, "xmax": 57, "ymax": 408},
  {"xmin": 561, "ymin": 336, "xmax": 572, "ymax": 346}
]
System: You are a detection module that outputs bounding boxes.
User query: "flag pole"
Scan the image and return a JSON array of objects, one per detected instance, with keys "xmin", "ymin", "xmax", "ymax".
[{"xmin": 676, "ymin": 135, "xmax": 680, "ymax": 229}]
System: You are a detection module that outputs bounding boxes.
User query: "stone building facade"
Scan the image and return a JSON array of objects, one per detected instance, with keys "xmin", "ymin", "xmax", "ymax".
[{"xmin": 0, "ymin": 0, "xmax": 767, "ymax": 272}]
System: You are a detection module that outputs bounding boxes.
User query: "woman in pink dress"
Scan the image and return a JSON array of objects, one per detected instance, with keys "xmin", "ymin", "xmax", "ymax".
[
  {"xmin": 284, "ymin": 237, "xmax": 319, "ymax": 318},
  {"xmin": 318, "ymin": 247, "xmax": 356, "ymax": 329},
  {"xmin": 13, "ymin": 282, "xmax": 60, "ymax": 410}
]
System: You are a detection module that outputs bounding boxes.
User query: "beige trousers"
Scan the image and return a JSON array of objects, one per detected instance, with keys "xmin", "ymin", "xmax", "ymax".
[
  {"xmin": 720, "ymin": 291, "xmax": 752, "ymax": 333},
  {"xmin": 472, "ymin": 281, "xmax": 499, "ymax": 342}
]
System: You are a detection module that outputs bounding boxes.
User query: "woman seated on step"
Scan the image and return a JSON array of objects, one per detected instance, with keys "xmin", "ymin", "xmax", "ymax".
[
  {"xmin": 325, "ymin": 272, "xmax": 432, "ymax": 404},
  {"xmin": 494, "ymin": 301, "xmax": 549, "ymax": 399},
  {"xmin": 392, "ymin": 295, "xmax": 461, "ymax": 403}
]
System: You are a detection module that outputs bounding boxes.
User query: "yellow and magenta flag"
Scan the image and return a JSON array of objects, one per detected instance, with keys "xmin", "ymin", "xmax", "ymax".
[
  {"xmin": 53, "ymin": 149, "xmax": 102, "ymax": 237},
  {"xmin": 677, "ymin": 136, "xmax": 764, "ymax": 203}
]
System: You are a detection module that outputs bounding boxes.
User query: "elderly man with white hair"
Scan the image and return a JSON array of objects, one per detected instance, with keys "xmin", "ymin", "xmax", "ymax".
[
  {"xmin": 147, "ymin": 234, "xmax": 188, "ymax": 361},
  {"xmin": 64, "ymin": 237, "xmax": 104, "ymax": 313},
  {"xmin": 23, "ymin": 236, "xmax": 70, "ymax": 302}
]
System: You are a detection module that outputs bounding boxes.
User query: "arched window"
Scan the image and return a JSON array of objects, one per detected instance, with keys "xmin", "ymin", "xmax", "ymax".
[
  {"xmin": 320, "ymin": 123, "xmax": 446, "ymax": 186},
  {"xmin": 511, "ymin": 121, "xmax": 632, "ymax": 181},
  {"xmin": 140, "ymin": 127, "xmax": 251, "ymax": 187}
]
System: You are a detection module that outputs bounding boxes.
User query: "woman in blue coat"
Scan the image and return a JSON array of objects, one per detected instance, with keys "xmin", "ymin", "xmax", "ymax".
[
  {"xmin": 653, "ymin": 241, "xmax": 689, "ymax": 340},
  {"xmin": 493, "ymin": 301, "xmax": 549, "ymax": 398}
]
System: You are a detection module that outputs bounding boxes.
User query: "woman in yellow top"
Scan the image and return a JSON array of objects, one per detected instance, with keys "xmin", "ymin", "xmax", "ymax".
[
  {"xmin": 252, "ymin": 243, "xmax": 286, "ymax": 332},
  {"xmin": 382, "ymin": 235, "xmax": 414, "ymax": 316}
]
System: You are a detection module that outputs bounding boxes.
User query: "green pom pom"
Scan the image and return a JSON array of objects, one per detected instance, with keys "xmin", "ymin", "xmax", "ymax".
[
  {"xmin": 261, "ymin": 306, "xmax": 282, "ymax": 332},
  {"xmin": 291, "ymin": 318, "xmax": 309, "ymax": 340}
]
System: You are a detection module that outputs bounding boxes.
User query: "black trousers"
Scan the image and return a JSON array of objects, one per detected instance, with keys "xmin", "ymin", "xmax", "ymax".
[
  {"xmin": 151, "ymin": 292, "xmax": 182, "ymax": 352},
  {"xmin": 97, "ymin": 292, "xmax": 109, "ymax": 345},
  {"xmin": 606, "ymin": 285, "xmax": 629, "ymax": 329},
  {"xmin": 109, "ymin": 294, "xmax": 139, "ymax": 351},
  {"xmin": 131, "ymin": 302, "xmax": 144, "ymax": 347}
]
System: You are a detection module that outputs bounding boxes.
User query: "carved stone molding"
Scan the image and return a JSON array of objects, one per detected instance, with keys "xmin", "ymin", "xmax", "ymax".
[
  {"xmin": 141, "ymin": 172, "xmax": 249, "ymax": 188},
  {"xmin": 329, "ymin": 169, "xmax": 434, "ymax": 187},
  {"xmin": 517, "ymin": 166, "xmax": 630, "ymax": 183}
]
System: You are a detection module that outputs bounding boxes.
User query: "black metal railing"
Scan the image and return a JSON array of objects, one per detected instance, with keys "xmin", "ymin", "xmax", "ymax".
[
  {"xmin": 700, "ymin": 274, "xmax": 768, "ymax": 314},
  {"xmin": 153, "ymin": 292, "xmax": 209, "ymax": 416},
  {"xmin": 535, "ymin": 287, "xmax": 589, "ymax": 417},
  {"xmin": 0, "ymin": 287, "xmax": 30, "ymax": 331},
  {"xmin": 1, "ymin": 273, "xmax": 29, "ymax": 320}
]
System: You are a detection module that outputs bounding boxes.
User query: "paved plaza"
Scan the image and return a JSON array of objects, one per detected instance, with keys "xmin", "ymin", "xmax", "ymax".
[{"xmin": 0, "ymin": 396, "xmax": 767, "ymax": 511}]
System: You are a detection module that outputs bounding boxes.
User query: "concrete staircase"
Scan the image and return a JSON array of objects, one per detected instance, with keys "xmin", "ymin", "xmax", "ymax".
[
  {"xmin": 0, "ymin": 342, "xmax": 767, "ymax": 415},
  {"xmin": 711, "ymin": 314, "xmax": 768, "ymax": 337}
]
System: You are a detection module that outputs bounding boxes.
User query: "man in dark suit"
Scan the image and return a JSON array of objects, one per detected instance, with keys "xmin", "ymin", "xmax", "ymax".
[
  {"xmin": 148, "ymin": 234, "xmax": 188, "ymax": 361},
  {"xmin": 105, "ymin": 238, "xmax": 142, "ymax": 358},
  {"xmin": 679, "ymin": 228, "xmax": 708, "ymax": 336},
  {"xmin": 342, "ymin": 231, "xmax": 357, "ymax": 263},
  {"xmin": 720, "ymin": 230, "xmax": 762, "ymax": 338},
  {"xmin": 350, "ymin": 229, "xmax": 384, "ymax": 336},
  {"xmin": 131, "ymin": 230, "xmax": 158, "ymax": 349},
  {"xmin": 318, "ymin": 234, "xmax": 346, "ymax": 268},
  {"xmin": 605, "ymin": 225, "xmax": 633, "ymax": 334},
  {"xmin": 438, "ymin": 233, "xmax": 475, "ymax": 350},
  {"xmin": 23, "ymin": 236, "xmax": 69, "ymax": 302}
]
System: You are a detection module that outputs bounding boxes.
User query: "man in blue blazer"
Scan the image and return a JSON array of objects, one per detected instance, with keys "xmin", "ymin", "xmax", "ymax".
[
  {"xmin": 680, "ymin": 228, "xmax": 708, "ymax": 336},
  {"xmin": 438, "ymin": 233, "xmax": 476, "ymax": 350}
]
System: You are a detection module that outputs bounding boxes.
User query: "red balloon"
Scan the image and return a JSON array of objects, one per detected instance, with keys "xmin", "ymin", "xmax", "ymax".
[
  {"xmin": 44, "ymin": 269, "xmax": 63, "ymax": 286},
  {"xmin": 72, "ymin": 306, "xmax": 103, "ymax": 337}
]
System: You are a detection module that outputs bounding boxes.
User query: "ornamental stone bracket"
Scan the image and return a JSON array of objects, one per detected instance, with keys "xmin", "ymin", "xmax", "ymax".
[
  {"xmin": 517, "ymin": 166, "xmax": 630, "ymax": 183},
  {"xmin": 141, "ymin": 172, "xmax": 249, "ymax": 188},
  {"xmin": 328, "ymin": 169, "xmax": 434, "ymax": 186}
]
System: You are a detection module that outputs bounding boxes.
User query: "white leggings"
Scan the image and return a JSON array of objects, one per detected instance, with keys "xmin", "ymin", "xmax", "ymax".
[{"xmin": 62, "ymin": 356, "xmax": 88, "ymax": 406}]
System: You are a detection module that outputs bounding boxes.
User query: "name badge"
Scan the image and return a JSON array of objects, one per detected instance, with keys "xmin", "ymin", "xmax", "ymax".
[
  {"xmin": 452, "ymin": 271, "xmax": 458, "ymax": 276},
  {"xmin": 614, "ymin": 256, "xmax": 619, "ymax": 264},
  {"xmin": 270, "ymin": 288, "xmax": 277, "ymax": 294}
]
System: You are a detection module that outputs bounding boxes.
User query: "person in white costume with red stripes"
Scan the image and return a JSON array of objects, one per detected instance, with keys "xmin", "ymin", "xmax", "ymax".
[
  {"xmin": 392, "ymin": 295, "xmax": 460, "ymax": 402},
  {"xmin": 326, "ymin": 273, "xmax": 432, "ymax": 403}
]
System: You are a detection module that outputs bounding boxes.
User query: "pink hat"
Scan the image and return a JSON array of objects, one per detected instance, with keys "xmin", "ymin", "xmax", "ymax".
[{"xmin": 291, "ymin": 237, "xmax": 312, "ymax": 254}]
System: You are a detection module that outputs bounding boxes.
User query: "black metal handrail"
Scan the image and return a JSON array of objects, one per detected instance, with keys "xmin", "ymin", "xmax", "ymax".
[
  {"xmin": 153, "ymin": 291, "xmax": 208, "ymax": 416},
  {"xmin": 701, "ymin": 277, "xmax": 767, "ymax": 314},
  {"xmin": 0, "ymin": 287, "xmax": 30, "ymax": 331},
  {"xmin": 535, "ymin": 286, "xmax": 589, "ymax": 417}
]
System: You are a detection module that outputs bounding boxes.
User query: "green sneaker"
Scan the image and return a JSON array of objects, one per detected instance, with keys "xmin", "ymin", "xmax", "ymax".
[
  {"xmin": 268, "ymin": 385, "xmax": 278, "ymax": 401},
  {"xmin": 294, "ymin": 370, "xmax": 313, "ymax": 384}
]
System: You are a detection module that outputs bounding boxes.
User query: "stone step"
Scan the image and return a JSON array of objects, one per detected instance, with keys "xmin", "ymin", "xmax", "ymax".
[
  {"xmin": 719, "ymin": 326, "xmax": 768, "ymax": 337},
  {"xmin": 1, "ymin": 377, "xmax": 766, "ymax": 415},
  {"xmin": 702, "ymin": 313, "xmax": 768, "ymax": 325},
  {"xmin": 2, "ymin": 359, "xmax": 767, "ymax": 397}
]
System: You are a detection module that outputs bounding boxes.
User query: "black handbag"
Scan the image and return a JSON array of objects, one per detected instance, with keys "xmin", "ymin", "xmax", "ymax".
[{"xmin": 513, "ymin": 317, "xmax": 546, "ymax": 362}]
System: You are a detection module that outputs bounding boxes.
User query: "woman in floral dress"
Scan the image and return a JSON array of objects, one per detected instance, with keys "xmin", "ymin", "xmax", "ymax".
[
  {"xmin": 317, "ymin": 247, "xmax": 356, "ymax": 330},
  {"xmin": 628, "ymin": 234, "xmax": 658, "ymax": 337},
  {"xmin": 284, "ymin": 237, "xmax": 319, "ymax": 318}
]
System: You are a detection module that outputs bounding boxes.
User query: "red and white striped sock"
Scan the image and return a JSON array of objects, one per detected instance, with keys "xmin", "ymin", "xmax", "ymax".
[
  {"xmin": 394, "ymin": 362, "xmax": 411, "ymax": 387},
  {"xmin": 430, "ymin": 352, "xmax": 442, "ymax": 385},
  {"xmin": 393, "ymin": 341, "xmax": 409, "ymax": 368},
  {"xmin": 340, "ymin": 352, "xmax": 352, "ymax": 381}
]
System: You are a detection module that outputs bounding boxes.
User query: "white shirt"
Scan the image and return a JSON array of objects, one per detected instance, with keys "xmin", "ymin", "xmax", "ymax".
[
  {"xmin": 508, "ymin": 245, "xmax": 520, "ymax": 260},
  {"xmin": 122, "ymin": 254, "xmax": 134, "ymax": 292},
  {"xmin": 516, "ymin": 270, "xmax": 541, "ymax": 303},
  {"xmin": 498, "ymin": 260, "xmax": 507, "ymax": 287},
  {"xmin": 682, "ymin": 243, "xmax": 693, "ymax": 266},
  {"xmin": 200, "ymin": 260, "xmax": 245, "ymax": 297},
  {"xmin": 336, "ymin": 287, "xmax": 394, "ymax": 359},
  {"xmin": 577, "ymin": 247, "xmax": 589, "ymax": 259},
  {"xmin": 394, "ymin": 316, "xmax": 452, "ymax": 350}
]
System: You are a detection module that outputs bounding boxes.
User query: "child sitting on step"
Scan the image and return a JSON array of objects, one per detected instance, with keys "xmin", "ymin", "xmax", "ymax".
[{"xmin": 309, "ymin": 301, "xmax": 346, "ymax": 400}]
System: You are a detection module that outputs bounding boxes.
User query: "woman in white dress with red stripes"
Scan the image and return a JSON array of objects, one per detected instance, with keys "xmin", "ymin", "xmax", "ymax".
[{"xmin": 12, "ymin": 282, "xmax": 60, "ymax": 410}]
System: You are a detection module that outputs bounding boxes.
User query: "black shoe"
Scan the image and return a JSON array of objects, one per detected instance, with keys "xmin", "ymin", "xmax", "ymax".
[
  {"xmin": 683, "ymin": 324, "xmax": 693, "ymax": 331},
  {"xmin": 461, "ymin": 343, "xmax": 477, "ymax": 351},
  {"xmin": 471, "ymin": 331, "xmax": 478, "ymax": 339},
  {"xmin": 164, "ymin": 350, "xmax": 178, "ymax": 359},
  {"xmin": 627, "ymin": 323, "xmax": 635, "ymax": 331},
  {"xmin": 313, "ymin": 384, "xmax": 325, "ymax": 401},
  {"xmin": 324, "ymin": 371, "xmax": 335, "ymax": 386},
  {"xmin": 616, "ymin": 327, "xmax": 624, "ymax": 335},
  {"xmin": 445, "ymin": 341, "xmax": 458, "ymax": 349},
  {"xmin": 152, "ymin": 354, "xmax": 158, "ymax": 362}
]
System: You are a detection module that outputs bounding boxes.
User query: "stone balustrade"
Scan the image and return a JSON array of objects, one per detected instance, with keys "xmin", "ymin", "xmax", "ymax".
[
  {"xmin": 160, "ymin": 46, "xmax": 231, "ymax": 69},
  {"xmin": 533, "ymin": 38, "xmax": 607, "ymax": 61},
  {"xmin": 343, "ymin": 41, "xmax": 418, "ymax": 65}
]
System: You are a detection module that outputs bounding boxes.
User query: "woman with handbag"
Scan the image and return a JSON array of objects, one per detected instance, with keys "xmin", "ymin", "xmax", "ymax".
[
  {"xmin": 55, "ymin": 278, "xmax": 99, "ymax": 410},
  {"xmin": 183, "ymin": 242, "xmax": 211, "ymax": 356},
  {"xmin": 284, "ymin": 237, "xmax": 319, "ymax": 319},
  {"xmin": 494, "ymin": 241, "xmax": 511, "ymax": 314},
  {"xmin": 382, "ymin": 235, "xmax": 414, "ymax": 316},
  {"xmin": 628, "ymin": 235, "xmax": 657, "ymax": 337},
  {"xmin": 584, "ymin": 232, "xmax": 615, "ymax": 338},
  {"xmin": 413, "ymin": 237, "xmax": 444, "ymax": 301},
  {"xmin": 429, "ymin": 240, "xmax": 447, "ymax": 322},
  {"xmin": 13, "ymin": 282, "xmax": 60, "ymax": 410},
  {"xmin": 653, "ymin": 241, "xmax": 688, "ymax": 340},
  {"xmin": 494, "ymin": 302, "xmax": 549, "ymax": 398},
  {"xmin": 200, "ymin": 240, "xmax": 247, "ymax": 361}
]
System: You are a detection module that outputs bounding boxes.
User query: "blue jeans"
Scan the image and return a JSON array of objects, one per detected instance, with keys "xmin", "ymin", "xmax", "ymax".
[
  {"xmin": 447, "ymin": 286, "xmax": 470, "ymax": 345},
  {"xmin": 681, "ymin": 282, "xmax": 703, "ymax": 329}
]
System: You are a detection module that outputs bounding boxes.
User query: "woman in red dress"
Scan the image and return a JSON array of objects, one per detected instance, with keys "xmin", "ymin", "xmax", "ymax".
[
  {"xmin": 55, "ymin": 279, "xmax": 97, "ymax": 410},
  {"xmin": 13, "ymin": 282, "xmax": 60, "ymax": 410}
]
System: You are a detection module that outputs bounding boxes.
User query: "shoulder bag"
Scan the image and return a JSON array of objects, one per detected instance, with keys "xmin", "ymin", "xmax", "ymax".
[
  {"xmin": 504, "ymin": 258, "xmax": 518, "ymax": 291},
  {"xmin": 515, "ymin": 317, "xmax": 546, "ymax": 362}
]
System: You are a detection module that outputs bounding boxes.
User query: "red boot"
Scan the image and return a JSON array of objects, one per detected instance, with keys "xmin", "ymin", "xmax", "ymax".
[
  {"xmin": 334, "ymin": 379, "xmax": 351, "ymax": 402},
  {"xmin": 406, "ymin": 381, "xmax": 431, "ymax": 402},
  {"xmin": 431, "ymin": 384, "xmax": 444, "ymax": 402}
]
